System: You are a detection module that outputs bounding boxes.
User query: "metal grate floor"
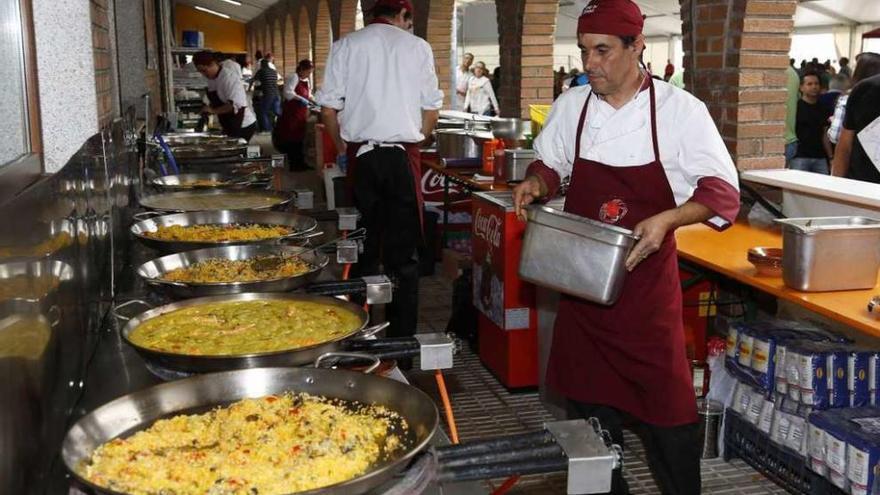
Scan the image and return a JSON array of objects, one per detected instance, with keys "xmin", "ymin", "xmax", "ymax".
[{"xmin": 411, "ymin": 271, "xmax": 788, "ymax": 495}]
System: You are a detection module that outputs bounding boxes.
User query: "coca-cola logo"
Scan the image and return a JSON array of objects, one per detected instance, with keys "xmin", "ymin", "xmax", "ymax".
[
  {"xmin": 474, "ymin": 208, "xmax": 502, "ymax": 248},
  {"xmin": 421, "ymin": 169, "xmax": 463, "ymax": 197}
]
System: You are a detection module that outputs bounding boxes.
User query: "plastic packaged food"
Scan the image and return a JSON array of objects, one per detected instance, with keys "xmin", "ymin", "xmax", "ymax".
[{"xmin": 848, "ymin": 349, "xmax": 872, "ymax": 408}]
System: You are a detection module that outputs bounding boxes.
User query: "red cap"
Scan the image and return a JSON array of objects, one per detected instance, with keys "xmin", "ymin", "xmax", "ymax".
[
  {"xmin": 370, "ymin": 0, "xmax": 414, "ymax": 16},
  {"xmin": 577, "ymin": 0, "xmax": 644, "ymax": 36}
]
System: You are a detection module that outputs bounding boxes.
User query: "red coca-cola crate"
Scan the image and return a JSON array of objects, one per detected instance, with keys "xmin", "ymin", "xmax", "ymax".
[{"xmin": 472, "ymin": 191, "xmax": 538, "ymax": 388}]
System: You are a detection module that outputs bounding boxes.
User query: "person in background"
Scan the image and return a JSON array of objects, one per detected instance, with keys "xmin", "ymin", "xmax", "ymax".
[
  {"xmin": 464, "ymin": 61, "xmax": 500, "ymax": 116},
  {"xmin": 554, "ymin": 66, "xmax": 566, "ymax": 99},
  {"xmin": 820, "ymin": 74, "xmax": 849, "ymax": 115},
  {"xmin": 250, "ymin": 59, "xmax": 282, "ymax": 132},
  {"xmin": 492, "ymin": 66, "xmax": 501, "ymax": 95},
  {"xmin": 512, "ymin": 1, "xmax": 739, "ymax": 492},
  {"xmin": 790, "ymin": 71, "xmax": 832, "ymax": 174},
  {"xmin": 828, "ymin": 52, "xmax": 880, "ymax": 146},
  {"xmin": 839, "ymin": 57, "xmax": 852, "ymax": 78},
  {"xmin": 275, "ymin": 59, "xmax": 316, "ymax": 171},
  {"xmin": 663, "ymin": 59, "xmax": 674, "ymax": 81},
  {"xmin": 799, "ymin": 59, "xmax": 807, "ymax": 76},
  {"xmin": 831, "ymin": 53, "xmax": 880, "ymax": 183},
  {"xmin": 825, "ymin": 59, "xmax": 837, "ymax": 76},
  {"xmin": 668, "ymin": 69, "xmax": 685, "ymax": 89},
  {"xmin": 455, "ymin": 52, "xmax": 474, "ymax": 110},
  {"xmin": 783, "ymin": 59, "xmax": 801, "ymax": 165},
  {"xmin": 317, "ymin": 0, "xmax": 443, "ymax": 355},
  {"xmin": 252, "ymin": 51, "xmax": 265, "ymax": 131},
  {"xmin": 193, "ymin": 51, "xmax": 257, "ymax": 142}
]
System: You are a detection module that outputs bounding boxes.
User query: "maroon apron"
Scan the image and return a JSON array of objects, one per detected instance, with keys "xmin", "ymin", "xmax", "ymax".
[
  {"xmin": 207, "ymin": 65, "xmax": 246, "ymax": 137},
  {"xmin": 545, "ymin": 78, "xmax": 697, "ymax": 427},
  {"xmin": 276, "ymin": 79, "xmax": 310, "ymax": 144}
]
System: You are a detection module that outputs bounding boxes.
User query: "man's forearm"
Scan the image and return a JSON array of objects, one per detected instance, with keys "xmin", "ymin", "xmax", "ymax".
[
  {"xmin": 831, "ymin": 129, "xmax": 853, "ymax": 177},
  {"xmin": 321, "ymin": 107, "xmax": 346, "ymax": 153},
  {"xmin": 421, "ymin": 109, "xmax": 439, "ymax": 140},
  {"xmin": 212, "ymin": 102, "xmax": 235, "ymax": 115},
  {"xmin": 661, "ymin": 201, "xmax": 714, "ymax": 230}
]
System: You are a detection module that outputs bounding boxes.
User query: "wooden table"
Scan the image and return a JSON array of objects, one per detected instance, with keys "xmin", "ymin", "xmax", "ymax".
[{"xmin": 675, "ymin": 221, "xmax": 880, "ymax": 338}]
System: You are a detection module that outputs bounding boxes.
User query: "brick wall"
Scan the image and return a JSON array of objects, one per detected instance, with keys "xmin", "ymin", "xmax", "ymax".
[
  {"xmin": 297, "ymin": 6, "xmax": 313, "ymax": 62},
  {"xmin": 273, "ymin": 17, "xmax": 285, "ymax": 73},
  {"xmin": 91, "ymin": 0, "xmax": 115, "ymax": 127},
  {"xmin": 680, "ymin": 0, "xmax": 796, "ymax": 170},
  {"xmin": 338, "ymin": 0, "xmax": 357, "ymax": 37}
]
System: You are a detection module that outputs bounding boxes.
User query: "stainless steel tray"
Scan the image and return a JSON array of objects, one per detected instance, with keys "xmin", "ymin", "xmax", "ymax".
[
  {"xmin": 149, "ymin": 173, "xmax": 264, "ymax": 191},
  {"xmin": 518, "ymin": 204, "xmax": 638, "ymax": 305},
  {"xmin": 775, "ymin": 216, "xmax": 880, "ymax": 292}
]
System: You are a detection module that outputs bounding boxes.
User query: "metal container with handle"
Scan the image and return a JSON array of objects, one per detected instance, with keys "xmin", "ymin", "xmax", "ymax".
[
  {"xmin": 502, "ymin": 149, "xmax": 536, "ymax": 182},
  {"xmin": 774, "ymin": 216, "xmax": 880, "ymax": 292},
  {"xmin": 434, "ymin": 129, "xmax": 493, "ymax": 160},
  {"xmin": 518, "ymin": 204, "xmax": 638, "ymax": 305}
]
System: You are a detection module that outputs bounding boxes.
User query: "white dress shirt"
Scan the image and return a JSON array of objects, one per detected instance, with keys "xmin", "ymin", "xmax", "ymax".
[
  {"xmin": 533, "ymin": 80, "xmax": 738, "ymax": 228},
  {"xmin": 316, "ymin": 23, "xmax": 444, "ymax": 145},
  {"xmin": 455, "ymin": 67, "xmax": 473, "ymax": 110},
  {"xmin": 207, "ymin": 59, "xmax": 256, "ymax": 128},
  {"xmin": 282, "ymin": 72, "xmax": 312, "ymax": 104},
  {"xmin": 464, "ymin": 75, "xmax": 499, "ymax": 115}
]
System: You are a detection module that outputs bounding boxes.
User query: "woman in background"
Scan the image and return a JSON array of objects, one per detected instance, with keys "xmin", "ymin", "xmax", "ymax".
[
  {"xmin": 464, "ymin": 62, "xmax": 499, "ymax": 116},
  {"xmin": 275, "ymin": 60, "xmax": 316, "ymax": 171}
]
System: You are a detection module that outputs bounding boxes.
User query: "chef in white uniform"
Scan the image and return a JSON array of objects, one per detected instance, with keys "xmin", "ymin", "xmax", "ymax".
[
  {"xmin": 512, "ymin": 1, "xmax": 739, "ymax": 493},
  {"xmin": 316, "ymin": 0, "xmax": 443, "ymax": 358},
  {"xmin": 194, "ymin": 51, "xmax": 258, "ymax": 142}
]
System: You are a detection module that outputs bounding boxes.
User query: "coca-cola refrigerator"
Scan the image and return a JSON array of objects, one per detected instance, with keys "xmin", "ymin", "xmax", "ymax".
[{"xmin": 472, "ymin": 191, "xmax": 538, "ymax": 388}]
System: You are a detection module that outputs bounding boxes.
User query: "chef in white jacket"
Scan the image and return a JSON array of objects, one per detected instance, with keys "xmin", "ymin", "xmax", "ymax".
[{"xmin": 512, "ymin": 0, "xmax": 739, "ymax": 493}]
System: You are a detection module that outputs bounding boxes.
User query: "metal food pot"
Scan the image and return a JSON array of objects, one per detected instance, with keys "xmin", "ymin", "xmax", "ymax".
[
  {"xmin": 502, "ymin": 149, "xmax": 536, "ymax": 182},
  {"xmin": 434, "ymin": 129, "xmax": 493, "ymax": 160},
  {"xmin": 491, "ymin": 118, "xmax": 531, "ymax": 140}
]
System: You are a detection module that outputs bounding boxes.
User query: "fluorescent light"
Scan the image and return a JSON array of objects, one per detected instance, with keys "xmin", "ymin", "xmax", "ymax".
[
  {"xmin": 218, "ymin": 0, "xmax": 242, "ymax": 5},
  {"xmin": 195, "ymin": 5, "xmax": 230, "ymax": 18}
]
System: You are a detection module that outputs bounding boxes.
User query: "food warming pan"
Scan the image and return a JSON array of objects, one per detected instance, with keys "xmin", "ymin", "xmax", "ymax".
[
  {"xmin": 61, "ymin": 367, "xmax": 439, "ymax": 495},
  {"xmin": 136, "ymin": 244, "xmax": 330, "ymax": 298},
  {"xmin": 519, "ymin": 204, "xmax": 638, "ymax": 305},
  {"xmin": 130, "ymin": 210, "xmax": 319, "ymax": 252},
  {"xmin": 139, "ymin": 189, "xmax": 293, "ymax": 213},
  {"xmin": 118, "ymin": 292, "xmax": 386, "ymax": 373}
]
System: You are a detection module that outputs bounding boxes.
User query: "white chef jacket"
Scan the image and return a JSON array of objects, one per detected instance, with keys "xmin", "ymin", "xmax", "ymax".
[
  {"xmin": 282, "ymin": 72, "xmax": 312, "ymax": 104},
  {"xmin": 316, "ymin": 23, "xmax": 444, "ymax": 145},
  {"xmin": 464, "ymin": 75, "xmax": 499, "ymax": 115},
  {"xmin": 207, "ymin": 59, "xmax": 257, "ymax": 128},
  {"xmin": 455, "ymin": 67, "xmax": 473, "ymax": 110},
  {"xmin": 533, "ymin": 80, "xmax": 739, "ymax": 229}
]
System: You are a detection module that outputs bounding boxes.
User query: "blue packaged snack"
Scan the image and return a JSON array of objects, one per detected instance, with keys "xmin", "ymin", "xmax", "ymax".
[
  {"xmin": 786, "ymin": 342, "xmax": 830, "ymax": 409},
  {"xmin": 870, "ymin": 353, "xmax": 880, "ymax": 406},
  {"xmin": 826, "ymin": 348, "xmax": 849, "ymax": 409},
  {"xmin": 848, "ymin": 348, "xmax": 872, "ymax": 408},
  {"xmin": 846, "ymin": 428, "xmax": 880, "ymax": 495}
]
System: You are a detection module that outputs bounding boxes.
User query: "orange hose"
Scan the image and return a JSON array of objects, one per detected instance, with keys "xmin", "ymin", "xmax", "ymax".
[
  {"xmin": 491, "ymin": 476, "xmax": 520, "ymax": 495},
  {"xmin": 435, "ymin": 370, "xmax": 459, "ymax": 444}
]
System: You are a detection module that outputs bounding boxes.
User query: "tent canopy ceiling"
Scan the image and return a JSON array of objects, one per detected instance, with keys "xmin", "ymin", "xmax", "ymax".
[{"xmin": 181, "ymin": 0, "xmax": 880, "ymax": 32}]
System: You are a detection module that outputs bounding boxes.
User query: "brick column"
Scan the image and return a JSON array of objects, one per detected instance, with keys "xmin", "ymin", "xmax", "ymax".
[
  {"xmin": 338, "ymin": 0, "xmax": 357, "ymax": 37},
  {"xmin": 272, "ymin": 18, "xmax": 285, "ymax": 73},
  {"xmin": 426, "ymin": 0, "xmax": 454, "ymax": 108},
  {"xmin": 284, "ymin": 15, "xmax": 297, "ymax": 71},
  {"xmin": 680, "ymin": 0, "xmax": 796, "ymax": 170},
  {"xmin": 91, "ymin": 0, "xmax": 114, "ymax": 126},
  {"xmin": 315, "ymin": 0, "xmax": 333, "ymax": 84},
  {"xmin": 496, "ymin": 0, "xmax": 557, "ymax": 119},
  {"xmin": 297, "ymin": 6, "xmax": 313, "ymax": 62}
]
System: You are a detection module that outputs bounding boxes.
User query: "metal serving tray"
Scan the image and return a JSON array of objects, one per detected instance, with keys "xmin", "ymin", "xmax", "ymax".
[
  {"xmin": 775, "ymin": 216, "xmax": 880, "ymax": 292},
  {"xmin": 518, "ymin": 204, "xmax": 638, "ymax": 305}
]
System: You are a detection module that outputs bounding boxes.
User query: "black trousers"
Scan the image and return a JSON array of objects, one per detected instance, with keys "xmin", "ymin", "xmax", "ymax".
[
  {"xmin": 351, "ymin": 146, "xmax": 421, "ymax": 340},
  {"xmin": 570, "ymin": 401, "xmax": 701, "ymax": 495},
  {"xmin": 275, "ymin": 140, "xmax": 307, "ymax": 170}
]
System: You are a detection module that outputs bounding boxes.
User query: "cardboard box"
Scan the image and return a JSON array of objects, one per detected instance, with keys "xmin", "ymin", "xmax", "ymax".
[{"xmin": 442, "ymin": 248, "xmax": 470, "ymax": 281}]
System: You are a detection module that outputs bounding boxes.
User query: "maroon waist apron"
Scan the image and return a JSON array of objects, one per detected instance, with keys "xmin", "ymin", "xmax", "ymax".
[
  {"xmin": 545, "ymin": 78, "xmax": 697, "ymax": 427},
  {"xmin": 345, "ymin": 142, "xmax": 425, "ymax": 231},
  {"xmin": 276, "ymin": 80, "xmax": 310, "ymax": 145}
]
